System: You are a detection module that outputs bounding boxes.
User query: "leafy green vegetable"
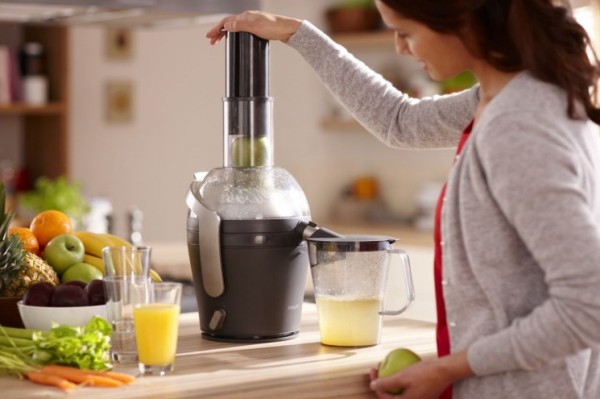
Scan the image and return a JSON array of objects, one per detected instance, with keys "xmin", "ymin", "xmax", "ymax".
[
  {"xmin": 0, "ymin": 316, "xmax": 112, "ymax": 372},
  {"xmin": 19, "ymin": 176, "xmax": 90, "ymax": 224},
  {"xmin": 333, "ymin": 0, "xmax": 375, "ymax": 9},
  {"xmin": 32, "ymin": 316, "xmax": 112, "ymax": 370}
]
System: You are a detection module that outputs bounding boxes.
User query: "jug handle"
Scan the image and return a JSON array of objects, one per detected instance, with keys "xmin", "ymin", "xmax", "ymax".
[{"xmin": 379, "ymin": 249, "xmax": 415, "ymax": 316}]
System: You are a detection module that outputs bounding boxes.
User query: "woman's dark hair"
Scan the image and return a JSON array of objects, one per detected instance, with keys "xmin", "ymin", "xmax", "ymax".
[{"xmin": 380, "ymin": 0, "xmax": 600, "ymax": 124}]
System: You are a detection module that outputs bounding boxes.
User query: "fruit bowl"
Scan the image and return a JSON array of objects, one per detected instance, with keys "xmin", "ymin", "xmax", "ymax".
[{"xmin": 17, "ymin": 301, "xmax": 108, "ymax": 331}]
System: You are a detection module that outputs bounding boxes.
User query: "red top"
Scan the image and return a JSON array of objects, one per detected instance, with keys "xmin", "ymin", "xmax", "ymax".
[{"xmin": 434, "ymin": 120, "xmax": 473, "ymax": 399}]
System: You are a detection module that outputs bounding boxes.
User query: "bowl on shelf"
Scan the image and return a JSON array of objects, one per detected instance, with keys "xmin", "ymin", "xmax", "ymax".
[
  {"xmin": 17, "ymin": 301, "xmax": 108, "ymax": 331},
  {"xmin": 0, "ymin": 296, "xmax": 25, "ymax": 328},
  {"xmin": 326, "ymin": 7, "xmax": 382, "ymax": 33}
]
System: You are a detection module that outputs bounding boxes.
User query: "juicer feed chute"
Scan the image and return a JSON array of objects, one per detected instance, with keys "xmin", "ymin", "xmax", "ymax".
[{"xmin": 224, "ymin": 31, "xmax": 273, "ymax": 168}]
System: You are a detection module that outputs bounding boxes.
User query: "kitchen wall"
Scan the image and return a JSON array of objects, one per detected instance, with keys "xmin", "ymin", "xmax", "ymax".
[{"xmin": 69, "ymin": 0, "xmax": 455, "ymax": 242}]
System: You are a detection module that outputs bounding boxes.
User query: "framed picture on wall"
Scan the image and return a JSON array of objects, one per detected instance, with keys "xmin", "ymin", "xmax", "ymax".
[
  {"xmin": 105, "ymin": 80, "xmax": 134, "ymax": 123},
  {"xmin": 105, "ymin": 28, "xmax": 134, "ymax": 61}
]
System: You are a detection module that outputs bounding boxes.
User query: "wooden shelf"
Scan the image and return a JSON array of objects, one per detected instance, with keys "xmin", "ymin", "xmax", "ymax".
[
  {"xmin": 321, "ymin": 116, "xmax": 365, "ymax": 131},
  {"xmin": 321, "ymin": 31, "xmax": 395, "ymax": 133},
  {"xmin": 0, "ymin": 102, "xmax": 65, "ymax": 115},
  {"xmin": 0, "ymin": 23, "xmax": 69, "ymax": 184},
  {"xmin": 331, "ymin": 30, "xmax": 394, "ymax": 47}
]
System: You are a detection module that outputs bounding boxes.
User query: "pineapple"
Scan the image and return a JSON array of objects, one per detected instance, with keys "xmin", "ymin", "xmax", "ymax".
[
  {"xmin": 1, "ymin": 252, "xmax": 59, "ymax": 297},
  {"xmin": 0, "ymin": 183, "xmax": 59, "ymax": 298}
]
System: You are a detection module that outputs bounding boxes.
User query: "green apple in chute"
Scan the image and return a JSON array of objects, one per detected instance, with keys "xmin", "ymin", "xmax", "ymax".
[
  {"xmin": 377, "ymin": 348, "xmax": 421, "ymax": 394},
  {"xmin": 231, "ymin": 136, "xmax": 271, "ymax": 167}
]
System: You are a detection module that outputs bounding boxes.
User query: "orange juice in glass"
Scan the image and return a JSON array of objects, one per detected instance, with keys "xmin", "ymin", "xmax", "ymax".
[{"xmin": 133, "ymin": 282, "xmax": 182, "ymax": 375}]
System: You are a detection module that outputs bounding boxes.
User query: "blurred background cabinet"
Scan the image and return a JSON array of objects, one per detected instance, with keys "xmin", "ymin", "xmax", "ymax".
[{"xmin": 0, "ymin": 23, "xmax": 69, "ymax": 188}]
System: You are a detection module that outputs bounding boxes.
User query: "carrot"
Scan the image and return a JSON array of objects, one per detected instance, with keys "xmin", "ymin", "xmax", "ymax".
[
  {"xmin": 83, "ymin": 369, "xmax": 136, "ymax": 384},
  {"xmin": 45, "ymin": 364, "xmax": 135, "ymax": 385},
  {"xmin": 80, "ymin": 374, "xmax": 125, "ymax": 388},
  {"xmin": 40, "ymin": 365, "xmax": 124, "ymax": 387},
  {"xmin": 26, "ymin": 371, "xmax": 77, "ymax": 391}
]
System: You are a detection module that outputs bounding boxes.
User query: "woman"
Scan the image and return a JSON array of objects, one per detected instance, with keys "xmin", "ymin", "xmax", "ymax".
[{"xmin": 206, "ymin": 1, "xmax": 600, "ymax": 398}]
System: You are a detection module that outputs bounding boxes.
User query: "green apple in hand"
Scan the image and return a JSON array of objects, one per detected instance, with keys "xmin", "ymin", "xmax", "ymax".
[
  {"xmin": 378, "ymin": 348, "xmax": 421, "ymax": 394},
  {"xmin": 42, "ymin": 233, "xmax": 85, "ymax": 275}
]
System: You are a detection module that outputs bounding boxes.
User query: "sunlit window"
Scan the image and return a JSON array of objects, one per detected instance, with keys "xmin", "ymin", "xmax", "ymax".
[{"xmin": 574, "ymin": 5, "xmax": 598, "ymax": 54}]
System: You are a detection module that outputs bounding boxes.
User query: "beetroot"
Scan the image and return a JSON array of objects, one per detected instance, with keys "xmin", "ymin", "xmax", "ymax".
[
  {"xmin": 50, "ymin": 284, "xmax": 90, "ymax": 307},
  {"xmin": 23, "ymin": 282, "xmax": 56, "ymax": 306}
]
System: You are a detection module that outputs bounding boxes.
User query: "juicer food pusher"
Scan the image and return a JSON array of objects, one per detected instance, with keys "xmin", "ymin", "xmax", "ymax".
[{"xmin": 186, "ymin": 31, "xmax": 341, "ymax": 343}]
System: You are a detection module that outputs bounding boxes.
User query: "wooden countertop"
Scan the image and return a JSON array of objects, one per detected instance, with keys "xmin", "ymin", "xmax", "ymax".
[{"xmin": 2, "ymin": 304, "xmax": 436, "ymax": 398}]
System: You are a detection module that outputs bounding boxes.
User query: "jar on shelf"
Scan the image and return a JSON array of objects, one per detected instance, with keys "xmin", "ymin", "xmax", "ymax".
[{"xmin": 20, "ymin": 42, "xmax": 48, "ymax": 105}]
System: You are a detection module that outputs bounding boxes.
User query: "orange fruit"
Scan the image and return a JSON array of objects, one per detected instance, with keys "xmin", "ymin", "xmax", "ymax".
[
  {"xmin": 8, "ymin": 227, "xmax": 40, "ymax": 256},
  {"xmin": 30, "ymin": 210, "xmax": 73, "ymax": 249}
]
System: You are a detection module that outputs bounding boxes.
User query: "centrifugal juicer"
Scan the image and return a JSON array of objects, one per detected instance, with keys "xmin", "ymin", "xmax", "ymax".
[{"xmin": 186, "ymin": 31, "xmax": 337, "ymax": 342}]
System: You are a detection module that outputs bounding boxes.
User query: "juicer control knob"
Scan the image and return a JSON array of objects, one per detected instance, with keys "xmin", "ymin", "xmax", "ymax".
[{"xmin": 209, "ymin": 309, "xmax": 227, "ymax": 331}]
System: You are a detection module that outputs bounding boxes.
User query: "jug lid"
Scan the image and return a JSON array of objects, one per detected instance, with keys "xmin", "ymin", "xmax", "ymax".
[{"xmin": 306, "ymin": 235, "xmax": 396, "ymax": 252}]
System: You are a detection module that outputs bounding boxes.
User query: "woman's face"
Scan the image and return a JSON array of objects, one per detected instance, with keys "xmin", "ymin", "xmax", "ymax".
[{"xmin": 375, "ymin": 0, "xmax": 474, "ymax": 81}]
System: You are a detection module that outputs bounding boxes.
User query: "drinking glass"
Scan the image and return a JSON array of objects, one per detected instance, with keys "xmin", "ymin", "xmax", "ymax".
[
  {"xmin": 102, "ymin": 246, "xmax": 152, "ymax": 278},
  {"xmin": 103, "ymin": 275, "xmax": 151, "ymax": 363},
  {"xmin": 102, "ymin": 246, "xmax": 152, "ymax": 363},
  {"xmin": 133, "ymin": 282, "xmax": 182, "ymax": 376}
]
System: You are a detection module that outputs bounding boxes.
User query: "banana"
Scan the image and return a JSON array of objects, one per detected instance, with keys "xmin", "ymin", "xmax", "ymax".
[
  {"xmin": 149, "ymin": 269, "xmax": 162, "ymax": 282},
  {"xmin": 74, "ymin": 231, "xmax": 163, "ymax": 282},
  {"xmin": 73, "ymin": 231, "xmax": 112, "ymax": 258},
  {"xmin": 83, "ymin": 254, "xmax": 105, "ymax": 275},
  {"xmin": 82, "ymin": 253, "xmax": 161, "ymax": 281},
  {"xmin": 100, "ymin": 233, "xmax": 133, "ymax": 248}
]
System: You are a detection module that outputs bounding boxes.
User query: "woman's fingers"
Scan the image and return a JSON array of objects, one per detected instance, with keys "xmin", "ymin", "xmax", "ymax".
[
  {"xmin": 205, "ymin": 15, "xmax": 234, "ymax": 44},
  {"xmin": 205, "ymin": 11, "xmax": 301, "ymax": 44}
]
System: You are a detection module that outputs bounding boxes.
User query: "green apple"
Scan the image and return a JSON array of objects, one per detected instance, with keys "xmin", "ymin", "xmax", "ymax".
[
  {"xmin": 42, "ymin": 233, "xmax": 85, "ymax": 275},
  {"xmin": 230, "ymin": 136, "xmax": 271, "ymax": 167},
  {"xmin": 377, "ymin": 348, "xmax": 421, "ymax": 394},
  {"xmin": 61, "ymin": 262, "xmax": 103, "ymax": 284}
]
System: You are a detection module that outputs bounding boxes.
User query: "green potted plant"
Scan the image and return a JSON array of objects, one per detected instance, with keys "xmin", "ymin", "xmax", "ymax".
[
  {"xmin": 18, "ymin": 176, "xmax": 90, "ymax": 229},
  {"xmin": 326, "ymin": 0, "xmax": 382, "ymax": 33}
]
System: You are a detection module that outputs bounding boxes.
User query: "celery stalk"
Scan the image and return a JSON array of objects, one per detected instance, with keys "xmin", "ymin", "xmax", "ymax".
[{"xmin": 0, "ymin": 336, "xmax": 33, "ymax": 348}]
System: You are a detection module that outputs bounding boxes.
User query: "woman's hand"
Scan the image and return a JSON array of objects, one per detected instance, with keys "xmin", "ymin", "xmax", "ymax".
[
  {"xmin": 205, "ymin": 11, "xmax": 302, "ymax": 45},
  {"xmin": 369, "ymin": 351, "xmax": 474, "ymax": 399}
]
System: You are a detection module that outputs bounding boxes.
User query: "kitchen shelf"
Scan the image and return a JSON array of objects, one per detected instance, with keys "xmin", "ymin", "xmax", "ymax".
[
  {"xmin": 331, "ymin": 30, "xmax": 395, "ymax": 47},
  {"xmin": 0, "ymin": 23, "xmax": 69, "ymax": 184},
  {"xmin": 321, "ymin": 116, "xmax": 365, "ymax": 131},
  {"xmin": 321, "ymin": 30, "xmax": 396, "ymax": 133},
  {"xmin": 0, "ymin": 102, "xmax": 65, "ymax": 115}
]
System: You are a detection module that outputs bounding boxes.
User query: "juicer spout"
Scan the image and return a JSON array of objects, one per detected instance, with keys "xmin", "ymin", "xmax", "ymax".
[{"xmin": 295, "ymin": 221, "xmax": 344, "ymax": 240}]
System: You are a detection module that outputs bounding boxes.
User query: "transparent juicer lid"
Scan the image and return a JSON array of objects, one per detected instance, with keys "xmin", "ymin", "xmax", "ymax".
[{"xmin": 190, "ymin": 167, "xmax": 310, "ymax": 220}]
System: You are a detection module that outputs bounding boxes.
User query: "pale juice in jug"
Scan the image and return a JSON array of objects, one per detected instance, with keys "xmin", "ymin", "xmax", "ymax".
[{"xmin": 316, "ymin": 296, "xmax": 382, "ymax": 346}]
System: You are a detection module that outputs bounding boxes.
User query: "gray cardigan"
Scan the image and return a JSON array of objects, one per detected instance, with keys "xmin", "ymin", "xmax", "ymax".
[{"xmin": 289, "ymin": 21, "xmax": 600, "ymax": 398}]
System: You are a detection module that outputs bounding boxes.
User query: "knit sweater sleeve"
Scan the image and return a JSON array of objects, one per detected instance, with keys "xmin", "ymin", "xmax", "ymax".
[{"xmin": 287, "ymin": 21, "xmax": 478, "ymax": 149}]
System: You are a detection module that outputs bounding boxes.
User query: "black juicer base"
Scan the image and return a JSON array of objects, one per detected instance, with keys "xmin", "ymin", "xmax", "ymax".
[{"xmin": 201, "ymin": 331, "xmax": 299, "ymax": 343}]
